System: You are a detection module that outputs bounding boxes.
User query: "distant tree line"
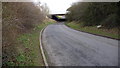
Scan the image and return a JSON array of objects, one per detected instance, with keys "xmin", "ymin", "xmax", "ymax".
[{"xmin": 66, "ymin": 2, "xmax": 120, "ymax": 28}]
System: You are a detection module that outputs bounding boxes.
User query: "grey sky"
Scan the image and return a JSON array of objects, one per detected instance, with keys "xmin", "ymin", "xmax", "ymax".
[
  {"xmin": 38, "ymin": 0, "xmax": 119, "ymax": 14},
  {"xmin": 39, "ymin": 0, "xmax": 80, "ymax": 14},
  {"xmin": 1, "ymin": 0, "xmax": 119, "ymax": 14}
]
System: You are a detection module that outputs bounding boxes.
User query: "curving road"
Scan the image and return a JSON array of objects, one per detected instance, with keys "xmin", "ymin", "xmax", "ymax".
[{"xmin": 42, "ymin": 23, "xmax": 118, "ymax": 66}]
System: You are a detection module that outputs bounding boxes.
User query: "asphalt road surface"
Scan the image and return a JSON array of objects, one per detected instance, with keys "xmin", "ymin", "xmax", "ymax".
[{"xmin": 42, "ymin": 23, "xmax": 118, "ymax": 66}]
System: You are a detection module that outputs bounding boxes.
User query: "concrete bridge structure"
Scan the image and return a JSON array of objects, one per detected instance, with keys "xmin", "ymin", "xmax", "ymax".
[{"xmin": 48, "ymin": 14, "xmax": 66, "ymax": 21}]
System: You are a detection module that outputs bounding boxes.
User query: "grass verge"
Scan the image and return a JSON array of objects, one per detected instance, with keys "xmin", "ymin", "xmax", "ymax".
[
  {"xmin": 6, "ymin": 22, "xmax": 54, "ymax": 66},
  {"xmin": 66, "ymin": 22, "xmax": 119, "ymax": 39}
]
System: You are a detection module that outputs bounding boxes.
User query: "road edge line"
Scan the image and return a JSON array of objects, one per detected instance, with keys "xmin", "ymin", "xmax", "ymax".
[{"xmin": 39, "ymin": 26, "xmax": 49, "ymax": 67}]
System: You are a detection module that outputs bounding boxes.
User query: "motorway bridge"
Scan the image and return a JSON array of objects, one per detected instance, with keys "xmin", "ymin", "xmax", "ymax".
[{"xmin": 48, "ymin": 14, "xmax": 66, "ymax": 21}]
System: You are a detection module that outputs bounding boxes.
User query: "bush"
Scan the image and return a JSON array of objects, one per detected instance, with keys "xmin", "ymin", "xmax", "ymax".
[
  {"xmin": 2, "ymin": 2, "xmax": 48, "ymax": 66},
  {"xmin": 102, "ymin": 14, "xmax": 119, "ymax": 28},
  {"xmin": 66, "ymin": 2, "xmax": 119, "ymax": 28}
]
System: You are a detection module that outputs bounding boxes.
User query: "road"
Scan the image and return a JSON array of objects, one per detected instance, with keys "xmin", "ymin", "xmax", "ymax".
[{"xmin": 42, "ymin": 23, "xmax": 118, "ymax": 66}]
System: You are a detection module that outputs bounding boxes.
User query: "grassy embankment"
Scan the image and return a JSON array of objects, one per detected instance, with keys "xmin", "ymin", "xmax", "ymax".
[
  {"xmin": 6, "ymin": 21, "xmax": 54, "ymax": 66},
  {"xmin": 66, "ymin": 22, "xmax": 119, "ymax": 39},
  {"xmin": 2, "ymin": 2, "xmax": 55, "ymax": 66}
]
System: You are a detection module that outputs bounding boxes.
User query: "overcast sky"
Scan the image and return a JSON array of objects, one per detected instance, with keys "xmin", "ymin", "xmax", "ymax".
[
  {"xmin": 33, "ymin": 0, "xmax": 119, "ymax": 14},
  {"xmin": 38, "ymin": 0, "xmax": 81, "ymax": 14},
  {"xmin": 2, "ymin": 0, "xmax": 118, "ymax": 14}
]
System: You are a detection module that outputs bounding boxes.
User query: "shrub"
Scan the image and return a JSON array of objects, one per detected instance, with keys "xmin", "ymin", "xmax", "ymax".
[{"xmin": 2, "ymin": 2, "xmax": 48, "ymax": 65}]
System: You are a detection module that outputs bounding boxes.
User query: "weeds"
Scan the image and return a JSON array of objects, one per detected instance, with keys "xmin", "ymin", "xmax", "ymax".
[{"xmin": 66, "ymin": 22, "xmax": 119, "ymax": 39}]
